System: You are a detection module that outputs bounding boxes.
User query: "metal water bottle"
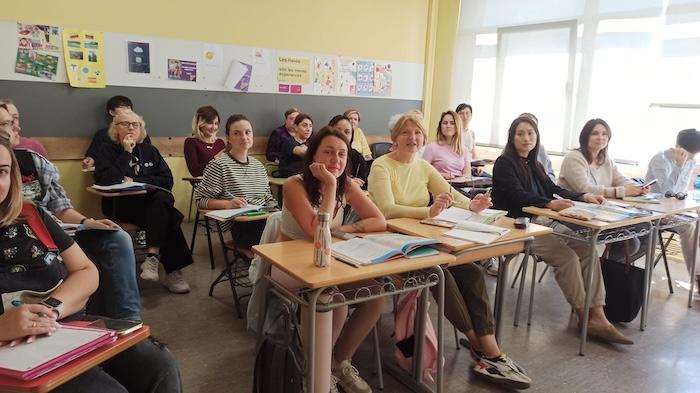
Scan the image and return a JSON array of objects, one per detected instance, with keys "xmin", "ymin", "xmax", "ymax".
[{"xmin": 313, "ymin": 212, "xmax": 332, "ymax": 267}]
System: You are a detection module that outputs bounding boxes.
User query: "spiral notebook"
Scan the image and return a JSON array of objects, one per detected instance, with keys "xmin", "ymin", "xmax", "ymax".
[{"xmin": 0, "ymin": 325, "xmax": 116, "ymax": 380}]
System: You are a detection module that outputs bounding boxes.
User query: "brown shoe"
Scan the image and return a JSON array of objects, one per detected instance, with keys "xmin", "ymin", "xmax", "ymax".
[{"xmin": 586, "ymin": 321, "xmax": 634, "ymax": 345}]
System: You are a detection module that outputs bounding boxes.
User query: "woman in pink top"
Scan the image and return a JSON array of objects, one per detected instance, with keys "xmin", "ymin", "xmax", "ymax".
[
  {"xmin": 422, "ymin": 110, "xmax": 471, "ymax": 179},
  {"xmin": 183, "ymin": 106, "xmax": 226, "ymax": 177}
]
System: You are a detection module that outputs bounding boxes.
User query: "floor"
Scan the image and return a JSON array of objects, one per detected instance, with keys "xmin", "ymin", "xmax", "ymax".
[{"xmin": 138, "ymin": 223, "xmax": 700, "ymax": 393}]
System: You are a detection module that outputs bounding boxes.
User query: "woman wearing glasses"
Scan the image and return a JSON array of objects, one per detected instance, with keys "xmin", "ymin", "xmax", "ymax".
[
  {"xmin": 183, "ymin": 106, "xmax": 225, "ymax": 177},
  {"xmin": 94, "ymin": 110, "xmax": 193, "ymax": 294}
]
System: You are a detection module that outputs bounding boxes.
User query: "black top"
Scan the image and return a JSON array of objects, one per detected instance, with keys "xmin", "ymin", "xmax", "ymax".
[
  {"xmin": 491, "ymin": 154, "xmax": 583, "ymax": 218},
  {"xmin": 93, "ymin": 142, "xmax": 174, "ymax": 190},
  {"xmin": 85, "ymin": 127, "xmax": 152, "ymax": 160},
  {"xmin": 348, "ymin": 148, "xmax": 369, "ymax": 190},
  {"xmin": 0, "ymin": 206, "xmax": 73, "ymax": 314},
  {"xmin": 279, "ymin": 138, "xmax": 307, "ymax": 178}
]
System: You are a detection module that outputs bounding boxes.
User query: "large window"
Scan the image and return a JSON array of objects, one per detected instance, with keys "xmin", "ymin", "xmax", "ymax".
[{"xmin": 456, "ymin": 0, "xmax": 700, "ymax": 164}]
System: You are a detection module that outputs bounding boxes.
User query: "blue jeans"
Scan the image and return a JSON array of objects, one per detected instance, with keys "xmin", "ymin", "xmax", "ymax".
[
  {"xmin": 53, "ymin": 338, "xmax": 182, "ymax": 393},
  {"xmin": 76, "ymin": 230, "xmax": 141, "ymax": 321}
]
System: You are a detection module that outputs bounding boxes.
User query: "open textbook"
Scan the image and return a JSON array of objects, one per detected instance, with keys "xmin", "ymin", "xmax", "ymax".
[
  {"xmin": 331, "ymin": 234, "xmax": 440, "ymax": 266},
  {"xmin": 622, "ymin": 193, "xmax": 662, "ymax": 204},
  {"xmin": 421, "ymin": 207, "xmax": 507, "ymax": 228},
  {"xmin": 558, "ymin": 200, "xmax": 653, "ymax": 222},
  {"xmin": 0, "ymin": 325, "xmax": 116, "ymax": 380},
  {"xmin": 443, "ymin": 221, "xmax": 510, "ymax": 244},
  {"xmin": 204, "ymin": 205, "xmax": 265, "ymax": 221}
]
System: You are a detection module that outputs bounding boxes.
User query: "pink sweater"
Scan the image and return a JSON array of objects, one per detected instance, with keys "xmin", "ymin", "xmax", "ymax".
[{"xmin": 422, "ymin": 142, "xmax": 470, "ymax": 177}]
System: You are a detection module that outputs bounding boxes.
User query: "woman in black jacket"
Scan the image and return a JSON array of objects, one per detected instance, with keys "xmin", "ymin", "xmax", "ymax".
[
  {"xmin": 94, "ymin": 110, "xmax": 193, "ymax": 294},
  {"xmin": 491, "ymin": 116, "xmax": 633, "ymax": 345}
]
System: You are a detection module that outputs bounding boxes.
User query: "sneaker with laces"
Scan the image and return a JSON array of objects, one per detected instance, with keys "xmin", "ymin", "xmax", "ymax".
[
  {"xmin": 485, "ymin": 258, "xmax": 499, "ymax": 276},
  {"xmin": 458, "ymin": 338, "xmax": 485, "ymax": 363},
  {"xmin": 140, "ymin": 255, "xmax": 160, "ymax": 281},
  {"xmin": 473, "ymin": 353, "xmax": 531, "ymax": 390},
  {"xmin": 164, "ymin": 270, "xmax": 191, "ymax": 294},
  {"xmin": 331, "ymin": 359, "xmax": 372, "ymax": 393},
  {"xmin": 329, "ymin": 374, "xmax": 341, "ymax": 393}
]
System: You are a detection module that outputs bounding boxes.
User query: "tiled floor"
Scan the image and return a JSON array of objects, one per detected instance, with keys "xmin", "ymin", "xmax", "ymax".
[{"xmin": 139, "ymin": 223, "xmax": 700, "ymax": 392}]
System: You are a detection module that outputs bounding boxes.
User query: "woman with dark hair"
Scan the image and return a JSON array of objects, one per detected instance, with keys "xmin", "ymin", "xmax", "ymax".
[
  {"xmin": 94, "ymin": 110, "xmax": 193, "ymax": 294},
  {"xmin": 491, "ymin": 116, "xmax": 633, "ymax": 345},
  {"xmin": 328, "ymin": 115, "xmax": 369, "ymax": 188},
  {"xmin": 422, "ymin": 110, "xmax": 471, "ymax": 180},
  {"xmin": 558, "ymin": 118, "xmax": 648, "ymax": 198},
  {"xmin": 195, "ymin": 114, "xmax": 276, "ymax": 251},
  {"xmin": 280, "ymin": 126, "xmax": 385, "ymax": 393},
  {"xmin": 183, "ymin": 105, "xmax": 225, "ymax": 177},
  {"xmin": 278, "ymin": 113, "xmax": 313, "ymax": 177}
]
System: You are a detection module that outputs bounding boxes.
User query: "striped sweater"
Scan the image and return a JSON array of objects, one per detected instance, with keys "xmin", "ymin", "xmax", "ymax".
[{"xmin": 195, "ymin": 153, "xmax": 276, "ymax": 211}]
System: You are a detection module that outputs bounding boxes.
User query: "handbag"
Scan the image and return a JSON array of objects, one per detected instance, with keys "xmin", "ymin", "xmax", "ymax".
[{"xmin": 601, "ymin": 240, "xmax": 645, "ymax": 323}]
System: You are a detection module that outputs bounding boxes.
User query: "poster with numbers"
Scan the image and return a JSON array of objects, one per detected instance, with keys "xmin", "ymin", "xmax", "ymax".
[
  {"xmin": 355, "ymin": 60, "xmax": 374, "ymax": 97},
  {"xmin": 373, "ymin": 62, "xmax": 392, "ymax": 97}
]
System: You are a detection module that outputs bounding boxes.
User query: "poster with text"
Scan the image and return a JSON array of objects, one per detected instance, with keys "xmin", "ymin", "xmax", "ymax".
[
  {"xmin": 355, "ymin": 60, "xmax": 374, "ymax": 97},
  {"xmin": 127, "ymin": 41, "xmax": 150, "ymax": 73},
  {"xmin": 17, "ymin": 23, "xmax": 61, "ymax": 52},
  {"xmin": 224, "ymin": 60, "xmax": 252, "ymax": 92},
  {"xmin": 338, "ymin": 59, "xmax": 357, "ymax": 96},
  {"xmin": 313, "ymin": 57, "xmax": 337, "ymax": 95},
  {"xmin": 278, "ymin": 56, "xmax": 310, "ymax": 84},
  {"xmin": 14, "ymin": 49, "xmax": 58, "ymax": 80},
  {"xmin": 168, "ymin": 59, "xmax": 197, "ymax": 82},
  {"xmin": 62, "ymin": 30, "xmax": 105, "ymax": 88},
  {"xmin": 373, "ymin": 62, "xmax": 392, "ymax": 97}
]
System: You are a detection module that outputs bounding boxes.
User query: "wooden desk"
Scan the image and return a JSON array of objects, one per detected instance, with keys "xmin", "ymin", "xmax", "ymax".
[
  {"xmin": 253, "ymin": 240, "xmax": 454, "ymax": 393},
  {"xmin": 523, "ymin": 206, "xmax": 659, "ymax": 355},
  {"xmin": 0, "ymin": 326, "xmax": 150, "ymax": 393},
  {"xmin": 387, "ymin": 217, "xmax": 552, "ymax": 340}
]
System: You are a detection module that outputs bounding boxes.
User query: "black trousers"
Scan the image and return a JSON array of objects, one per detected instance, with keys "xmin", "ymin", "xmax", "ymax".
[{"xmin": 103, "ymin": 190, "xmax": 193, "ymax": 273}]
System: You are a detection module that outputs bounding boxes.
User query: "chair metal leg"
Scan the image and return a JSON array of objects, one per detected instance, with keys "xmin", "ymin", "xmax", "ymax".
[
  {"xmin": 372, "ymin": 324, "xmax": 384, "ymax": 390},
  {"xmin": 187, "ymin": 185, "xmax": 195, "ymax": 222},
  {"xmin": 189, "ymin": 210, "xmax": 200, "ymax": 251},
  {"xmin": 204, "ymin": 216, "xmax": 215, "ymax": 270},
  {"xmin": 656, "ymin": 231, "xmax": 674, "ymax": 294},
  {"xmin": 453, "ymin": 326, "xmax": 460, "ymax": 350},
  {"xmin": 527, "ymin": 257, "xmax": 538, "ymax": 326},
  {"xmin": 513, "ymin": 251, "xmax": 530, "ymax": 327},
  {"xmin": 537, "ymin": 264, "xmax": 550, "ymax": 283},
  {"xmin": 510, "ymin": 257, "xmax": 525, "ymax": 289}
]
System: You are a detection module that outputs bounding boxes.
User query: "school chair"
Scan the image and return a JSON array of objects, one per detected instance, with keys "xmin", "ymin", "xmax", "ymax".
[
  {"xmin": 190, "ymin": 209, "xmax": 216, "ymax": 270},
  {"xmin": 182, "ymin": 176, "xmax": 202, "ymax": 222},
  {"xmin": 370, "ymin": 142, "xmax": 392, "ymax": 159}
]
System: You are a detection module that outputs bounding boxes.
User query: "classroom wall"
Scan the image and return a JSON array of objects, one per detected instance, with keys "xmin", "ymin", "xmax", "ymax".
[{"xmin": 1, "ymin": 1, "xmax": 432, "ymax": 216}]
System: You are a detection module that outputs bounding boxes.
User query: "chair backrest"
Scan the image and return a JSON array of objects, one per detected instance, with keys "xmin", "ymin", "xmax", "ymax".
[{"xmin": 371, "ymin": 142, "xmax": 392, "ymax": 159}]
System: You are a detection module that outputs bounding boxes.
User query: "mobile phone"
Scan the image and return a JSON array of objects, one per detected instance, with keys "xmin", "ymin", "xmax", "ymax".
[
  {"xmin": 642, "ymin": 179, "xmax": 657, "ymax": 188},
  {"xmin": 85, "ymin": 316, "xmax": 143, "ymax": 336},
  {"xmin": 331, "ymin": 229, "xmax": 356, "ymax": 240}
]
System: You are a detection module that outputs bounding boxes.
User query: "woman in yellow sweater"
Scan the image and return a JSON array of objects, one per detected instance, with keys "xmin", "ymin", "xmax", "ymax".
[
  {"xmin": 367, "ymin": 112, "xmax": 532, "ymax": 390},
  {"xmin": 344, "ymin": 109, "xmax": 372, "ymax": 160}
]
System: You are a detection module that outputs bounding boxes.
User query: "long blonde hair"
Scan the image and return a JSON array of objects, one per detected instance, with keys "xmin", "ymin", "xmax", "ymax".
[
  {"xmin": 0, "ymin": 131, "xmax": 23, "ymax": 226},
  {"xmin": 436, "ymin": 110, "xmax": 464, "ymax": 156}
]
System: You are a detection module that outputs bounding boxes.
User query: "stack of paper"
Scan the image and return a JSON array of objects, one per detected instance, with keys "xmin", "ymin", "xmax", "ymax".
[
  {"xmin": 443, "ymin": 221, "xmax": 510, "ymax": 244},
  {"xmin": 422, "ymin": 207, "xmax": 507, "ymax": 227},
  {"xmin": 204, "ymin": 205, "xmax": 264, "ymax": 221}
]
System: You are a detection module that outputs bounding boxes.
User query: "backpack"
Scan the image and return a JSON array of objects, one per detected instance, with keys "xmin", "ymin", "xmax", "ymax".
[
  {"xmin": 394, "ymin": 290, "xmax": 439, "ymax": 383},
  {"xmin": 252, "ymin": 297, "xmax": 306, "ymax": 393}
]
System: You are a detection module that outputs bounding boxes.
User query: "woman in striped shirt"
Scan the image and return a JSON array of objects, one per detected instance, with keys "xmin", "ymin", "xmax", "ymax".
[{"xmin": 195, "ymin": 114, "xmax": 276, "ymax": 250}]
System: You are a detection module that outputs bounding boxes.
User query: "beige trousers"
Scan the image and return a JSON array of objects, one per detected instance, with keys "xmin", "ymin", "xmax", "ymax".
[{"xmin": 673, "ymin": 223, "xmax": 700, "ymax": 276}]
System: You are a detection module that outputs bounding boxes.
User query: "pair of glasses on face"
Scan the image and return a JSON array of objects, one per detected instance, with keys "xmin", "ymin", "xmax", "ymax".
[
  {"xmin": 117, "ymin": 121, "xmax": 141, "ymax": 129},
  {"xmin": 665, "ymin": 191, "xmax": 687, "ymax": 200}
]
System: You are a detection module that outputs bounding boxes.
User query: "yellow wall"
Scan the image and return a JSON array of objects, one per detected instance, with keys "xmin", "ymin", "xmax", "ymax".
[{"xmin": 4, "ymin": 0, "xmax": 428, "ymax": 63}]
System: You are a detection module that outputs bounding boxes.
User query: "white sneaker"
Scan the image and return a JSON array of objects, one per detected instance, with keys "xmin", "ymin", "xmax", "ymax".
[
  {"xmin": 332, "ymin": 359, "xmax": 372, "ymax": 393},
  {"xmin": 482, "ymin": 258, "xmax": 499, "ymax": 276},
  {"xmin": 140, "ymin": 255, "xmax": 160, "ymax": 281},
  {"xmin": 164, "ymin": 270, "xmax": 190, "ymax": 294},
  {"xmin": 329, "ymin": 374, "xmax": 341, "ymax": 393}
]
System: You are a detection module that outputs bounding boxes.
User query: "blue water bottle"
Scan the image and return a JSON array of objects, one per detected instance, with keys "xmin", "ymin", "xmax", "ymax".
[{"xmin": 694, "ymin": 175, "xmax": 700, "ymax": 200}]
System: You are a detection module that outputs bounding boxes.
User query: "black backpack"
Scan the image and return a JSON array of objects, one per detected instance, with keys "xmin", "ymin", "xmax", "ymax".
[{"xmin": 252, "ymin": 300, "xmax": 306, "ymax": 393}]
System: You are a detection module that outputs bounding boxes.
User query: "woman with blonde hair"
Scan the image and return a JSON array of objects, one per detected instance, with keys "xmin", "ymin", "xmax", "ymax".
[
  {"xmin": 183, "ymin": 105, "xmax": 225, "ymax": 177},
  {"xmin": 343, "ymin": 109, "xmax": 372, "ymax": 160},
  {"xmin": 422, "ymin": 110, "xmax": 471, "ymax": 180},
  {"xmin": 94, "ymin": 110, "xmax": 193, "ymax": 294}
]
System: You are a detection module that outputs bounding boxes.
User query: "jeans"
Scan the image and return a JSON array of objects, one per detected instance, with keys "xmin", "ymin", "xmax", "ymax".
[
  {"xmin": 76, "ymin": 229, "xmax": 141, "ymax": 321},
  {"xmin": 53, "ymin": 338, "xmax": 182, "ymax": 393}
]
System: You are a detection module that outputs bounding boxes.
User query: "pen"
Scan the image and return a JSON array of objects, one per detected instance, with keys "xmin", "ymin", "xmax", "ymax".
[{"xmin": 244, "ymin": 211, "xmax": 266, "ymax": 217}]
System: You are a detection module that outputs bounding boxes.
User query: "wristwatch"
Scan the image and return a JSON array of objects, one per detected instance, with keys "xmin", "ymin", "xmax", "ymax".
[{"xmin": 40, "ymin": 297, "xmax": 64, "ymax": 319}]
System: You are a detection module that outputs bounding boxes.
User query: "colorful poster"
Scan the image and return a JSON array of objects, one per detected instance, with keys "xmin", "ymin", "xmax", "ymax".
[
  {"xmin": 277, "ymin": 56, "xmax": 310, "ymax": 84},
  {"xmin": 168, "ymin": 59, "xmax": 197, "ymax": 82},
  {"xmin": 17, "ymin": 23, "xmax": 61, "ymax": 52},
  {"xmin": 373, "ymin": 62, "xmax": 393, "ymax": 97},
  {"xmin": 224, "ymin": 60, "xmax": 252, "ymax": 92},
  {"xmin": 338, "ymin": 59, "xmax": 357, "ymax": 96},
  {"xmin": 14, "ymin": 49, "xmax": 58, "ymax": 80},
  {"xmin": 127, "ymin": 41, "xmax": 150, "ymax": 74},
  {"xmin": 62, "ymin": 30, "xmax": 105, "ymax": 88},
  {"xmin": 314, "ymin": 57, "xmax": 337, "ymax": 95},
  {"xmin": 356, "ymin": 60, "xmax": 374, "ymax": 97}
]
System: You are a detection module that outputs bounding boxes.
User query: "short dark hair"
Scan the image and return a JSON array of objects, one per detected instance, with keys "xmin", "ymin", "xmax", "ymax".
[
  {"xmin": 328, "ymin": 114, "xmax": 353, "ymax": 144},
  {"xmin": 455, "ymin": 103, "xmax": 472, "ymax": 113},
  {"xmin": 677, "ymin": 128, "xmax": 700, "ymax": 155},
  {"xmin": 106, "ymin": 95, "xmax": 133, "ymax": 117},
  {"xmin": 225, "ymin": 114, "xmax": 250, "ymax": 136},
  {"xmin": 284, "ymin": 107, "xmax": 300, "ymax": 118},
  {"xmin": 294, "ymin": 113, "xmax": 313, "ymax": 126}
]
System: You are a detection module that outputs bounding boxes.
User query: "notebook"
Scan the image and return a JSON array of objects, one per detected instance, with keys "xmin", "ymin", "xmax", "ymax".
[
  {"xmin": 443, "ymin": 221, "xmax": 510, "ymax": 244},
  {"xmin": 421, "ymin": 207, "xmax": 507, "ymax": 228},
  {"xmin": 331, "ymin": 234, "xmax": 440, "ymax": 266},
  {"xmin": 204, "ymin": 205, "xmax": 264, "ymax": 221},
  {"xmin": 0, "ymin": 325, "xmax": 116, "ymax": 381}
]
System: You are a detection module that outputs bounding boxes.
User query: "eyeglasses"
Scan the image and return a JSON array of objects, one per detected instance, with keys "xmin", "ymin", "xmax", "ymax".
[
  {"xmin": 117, "ymin": 121, "xmax": 141, "ymax": 129},
  {"xmin": 665, "ymin": 191, "xmax": 687, "ymax": 200},
  {"xmin": 0, "ymin": 120, "xmax": 13, "ymax": 129}
]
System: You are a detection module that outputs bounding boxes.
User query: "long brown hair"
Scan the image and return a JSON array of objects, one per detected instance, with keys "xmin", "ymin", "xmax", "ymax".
[
  {"xmin": 0, "ymin": 130, "xmax": 23, "ymax": 226},
  {"xmin": 502, "ymin": 116, "xmax": 549, "ymax": 185},
  {"xmin": 435, "ymin": 110, "xmax": 464, "ymax": 155},
  {"xmin": 578, "ymin": 118, "xmax": 611, "ymax": 165},
  {"xmin": 301, "ymin": 127, "xmax": 349, "ymax": 208}
]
